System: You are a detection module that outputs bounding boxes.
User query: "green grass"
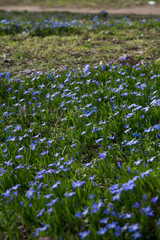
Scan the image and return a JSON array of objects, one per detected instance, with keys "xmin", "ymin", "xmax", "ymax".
[
  {"xmin": 0, "ymin": 11, "xmax": 160, "ymax": 77},
  {"xmin": 1, "ymin": 0, "xmax": 160, "ymax": 8},
  {"xmin": 0, "ymin": 9, "xmax": 160, "ymax": 240},
  {"xmin": 0, "ymin": 60, "xmax": 160, "ymax": 240}
]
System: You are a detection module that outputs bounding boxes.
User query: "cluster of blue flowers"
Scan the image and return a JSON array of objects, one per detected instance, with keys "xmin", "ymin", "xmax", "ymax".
[
  {"xmin": 0, "ymin": 15, "xmax": 159, "ymax": 36},
  {"xmin": 0, "ymin": 61, "xmax": 160, "ymax": 239}
]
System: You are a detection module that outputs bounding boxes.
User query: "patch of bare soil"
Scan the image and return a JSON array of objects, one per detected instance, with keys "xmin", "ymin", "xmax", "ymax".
[{"xmin": 0, "ymin": 5, "xmax": 160, "ymax": 15}]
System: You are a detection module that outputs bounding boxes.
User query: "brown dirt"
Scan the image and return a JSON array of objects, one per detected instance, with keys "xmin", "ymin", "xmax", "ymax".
[{"xmin": 0, "ymin": 5, "xmax": 160, "ymax": 15}]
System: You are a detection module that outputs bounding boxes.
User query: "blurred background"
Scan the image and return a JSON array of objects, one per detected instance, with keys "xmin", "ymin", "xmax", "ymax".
[{"xmin": 0, "ymin": 0, "xmax": 159, "ymax": 9}]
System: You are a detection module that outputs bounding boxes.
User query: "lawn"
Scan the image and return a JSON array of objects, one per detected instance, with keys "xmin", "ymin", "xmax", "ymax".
[
  {"xmin": 0, "ymin": 11, "xmax": 160, "ymax": 77},
  {"xmin": 0, "ymin": 8, "xmax": 160, "ymax": 240}
]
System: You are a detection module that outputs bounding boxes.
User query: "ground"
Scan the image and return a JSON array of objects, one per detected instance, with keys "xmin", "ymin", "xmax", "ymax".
[{"xmin": 0, "ymin": 5, "xmax": 160, "ymax": 15}]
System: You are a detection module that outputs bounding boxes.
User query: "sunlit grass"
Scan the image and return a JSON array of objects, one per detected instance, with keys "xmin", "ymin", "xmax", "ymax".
[{"xmin": 0, "ymin": 12, "xmax": 160, "ymax": 76}]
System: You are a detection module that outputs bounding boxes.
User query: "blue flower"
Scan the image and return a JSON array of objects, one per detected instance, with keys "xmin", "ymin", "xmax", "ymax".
[
  {"xmin": 154, "ymin": 124, "xmax": 160, "ymax": 131},
  {"xmin": 121, "ymin": 223, "xmax": 129, "ymax": 232},
  {"xmin": 75, "ymin": 211, "xmax": 82, "ymax": 218},
  {"xmin": 117, "ymin": 162, "xmax": 122, "ymax": 170},
  {"xmin": 95, "ymin": 138, "xmax": 104, "ymax": 144},
  {"xmin": 97, "ymin": 226, "xmax": 107, "ymax": 235},
  {"xmin": 100, "ymin": 217, "xmax": 109, "ymax": 224},
  {"xmin": 50, "ymin": 198, "xmax": 59, "ymax": 205},
  {"xmin": 156, "ymin": 218, "xmax": 160, "ymax": 228},
  {"xmin": 35, "ymin": 224, "xmax": 50, "ymax": 237},
  {"xmin": 51, "ymin": 181, "xmax": 61, "ymax": 190},
  {"xmin": 151, "ymin": 196, "xmax": 158, "ymax": 204},
  {"xmin": 140, "ymin": 169, "xmax": 153, "ymax": 178},
  {"xmin": 36, "ymin": 208, "xmax": 45, "ymax": 218},
  {"xmin": 72, "ymin": 180, "xmax": 86, "ymax": 190},
  {"xmin": 133, "ymin": 202, "xmax": 140, "ymax": 208},
  {"xmin": 43, "ymin": 193, "xmax": 53, "ymax": 199},
  {"xmin": 47, "ymin": 207, "xmax": 53, "ymax": 213},
  {"xmin": 141, "ymin": 206, "xmax": 154, "ymax": 217},
  {"xmin": 122, "ymin": 213, "xmax": 132, "ymax": 219},
  {"xmin": 147, "ymin": 156, "xmax": 156, "ymax": 163},
  {"xmin": 78, "ymin": 230, "xmax": 90, "ymax": 239},
  {"xmin": 112, "ymin": 192, "xmax": 121, "ymax": 201},
  {"xmin": 11, "ymin": 184, "xmax": 21, "ymax": 191},
  {"xmin": 107, "ymin": 221, "xmax": 118, "ymax": 229},
  {"xmin": 108, "ymin": 184, "xmax": 119, "ymax": 194},
  {"xmin": 143, "ymin": 194, "xmax": 147, "ymax": 201},
  {"xmin": 70, "ymin": 143, "xmax": 77, "ymax": 148},
  {"xmin": 128, "ymin": 223, "xmax": 140, "ymax": 232},
  {"xmin": 83, "ymin": 64, "xmax": 90, "ymax": 73},
  {"xmin": 64, "ymin": 192, "xmax": 76, "ymax": 198},
  {"xmin": 104, "ymin": 209, "xmax": 110, "ymax": 215},
  {"xmin": 114, "ymin": 225, "xmax": 121, "ymax": 237},
  {"xmin": 1, "ymin": 190, "xmax": 11, "ymax": 198},
  {"xmin": 26, "ymin": 187, "xmax": 36, "ymax": 199},
  {"xmin": 82, "ymin": 207, "xmax": 90, "ymax": 216},
  {"xmin": 99, "ymin": 151, "xmax": 108, "ymax": 160},
  {"xmin": 131, "ymin": 232, "xmax": 142, "ymax": 239},
  {"xmin": 91, "ymin": 202, "xmax": 103, "ymax": 213},
  {"xmin": 88, "ymin": 194, "xmax": 95, "ymax": 199},
  {"xmin": 134, "ymin": 159, "xmax": 143, "ymax": 166}
]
